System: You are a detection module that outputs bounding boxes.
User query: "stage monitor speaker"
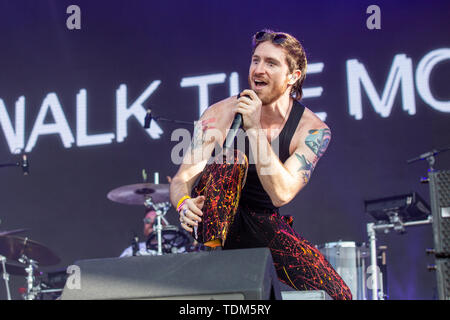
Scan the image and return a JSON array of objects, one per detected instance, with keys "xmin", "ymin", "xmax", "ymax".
[
  {"xmin": 60, "ymin": 247, "xmax": 281, "ymax": 300},
  {"xmin": 281, "ymin": 290, "xmax": 331, "ymax": 300},
  {"xmin": 429, "ymin": 170, "xmax": 450, "ymax": 299}
]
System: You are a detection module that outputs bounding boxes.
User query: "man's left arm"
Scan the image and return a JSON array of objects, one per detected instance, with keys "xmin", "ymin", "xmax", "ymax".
[{"xmin": 246, "ymin": 125, "xmax": 331, "ymax": 207}]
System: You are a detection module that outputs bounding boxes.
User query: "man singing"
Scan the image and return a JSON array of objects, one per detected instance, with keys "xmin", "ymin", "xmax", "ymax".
[{"xmin": 169, "ymin": 29, "xmax": 352, "ymax": 300}]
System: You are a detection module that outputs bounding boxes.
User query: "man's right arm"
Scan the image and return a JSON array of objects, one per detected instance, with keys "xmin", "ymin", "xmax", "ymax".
[
  {"xmin": 169, "ymin": 109, "xmax": 219, "ymax": 206},
  {"xmin": 169, "ymin": 105, "xmax": 227, "ymax": 232}
]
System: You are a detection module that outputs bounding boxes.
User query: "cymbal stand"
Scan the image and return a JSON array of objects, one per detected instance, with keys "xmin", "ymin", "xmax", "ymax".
[
  {"xmin": 0, "ymin": 255, "xmax": 12, "ymax": 300},
  {"xmin": 144, "ymin": 197, "xmax": 171, "ymax": 256},
  {"xmin": 367, "ymin": 215, "xmax": 432, "ymax": 300},
  {"xmin": 19, "ymin": 254, "xmax": 39, "ymax": 300}
]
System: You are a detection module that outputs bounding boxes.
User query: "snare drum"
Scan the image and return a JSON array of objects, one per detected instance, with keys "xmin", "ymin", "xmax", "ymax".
[{"xmin": 317, "ymin": 241, "xmax": 370, "ymax": 300}]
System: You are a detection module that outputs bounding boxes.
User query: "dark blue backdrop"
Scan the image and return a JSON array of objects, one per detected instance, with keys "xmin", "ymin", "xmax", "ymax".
[{"xmin": 0, "ymin": 0, "xmax": 449, "ymax": 299}]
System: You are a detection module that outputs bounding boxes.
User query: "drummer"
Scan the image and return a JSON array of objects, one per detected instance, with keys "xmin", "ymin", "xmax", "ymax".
[
  {"xmin": 119, "ymin": 210, "xmax": 168, "ymax": 257},
  {"xmin": 119, "ymin": 176, "xmax": 202, "ymax": 257}
]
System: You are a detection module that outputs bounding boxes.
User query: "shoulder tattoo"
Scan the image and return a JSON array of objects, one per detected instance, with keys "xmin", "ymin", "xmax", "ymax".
[
  {"xmin": 294, "ymin": 128, "xmax": 330, "ymax": 184},
  {"xmin": 305, "ymin": 128, "xmax": 331, "ymax": 158}
]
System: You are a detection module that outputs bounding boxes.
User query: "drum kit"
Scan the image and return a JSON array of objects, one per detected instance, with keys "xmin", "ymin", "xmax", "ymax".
[
  {"xmin": 0, "ymin": 174, "xmax": 197, "ymax": 300},
  {"xmin": 0, "ymin": 177, "xmax": 429, "ymax": 301},
  {"xmin": 1, "ymin": 154, "xmax": 439, "ymax": 301},
  {"xmin": 0, "ymin": 180, "xmax": 385, "ymax": 301},
  {"xmin": 0, "ymin": 229, "xmax": 61, "ymax": 300},
  {"xmin": 106, "ymin": 177, "xmax": 198, "ymax": 255}
]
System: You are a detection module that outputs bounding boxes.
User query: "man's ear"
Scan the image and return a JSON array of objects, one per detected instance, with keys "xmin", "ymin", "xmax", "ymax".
[{"xmin": 288, "ymin": 70, "xmax": 302, "ymax": 85}]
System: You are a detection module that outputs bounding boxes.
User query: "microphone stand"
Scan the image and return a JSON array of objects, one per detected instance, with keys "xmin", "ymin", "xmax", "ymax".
[
  {"xmin": 152, "ymin": 116, "xmax": 194, "ymax": 126},
  {"xmin": 407, "ymin": 144, "xmax": 450, "ymax": 171},
  {"xmin": 146, "ymin": 92, "xmax": 246, "ymax": 130},
  {"xmin": 1, "ymin": 154, "xmax": 29, "ymax": 175},
  {"xmin": 144, "ymin": 108, "xmax": 194, "ymax": 129},
  {"xmin": 0, "ymin": 162, "xmax": 20, "ymax": 169}
]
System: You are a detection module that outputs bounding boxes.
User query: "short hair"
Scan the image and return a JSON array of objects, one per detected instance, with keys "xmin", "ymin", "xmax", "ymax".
[{"xmin": 252, "ymin": 29, "xmax": 307, "ymax": 100}]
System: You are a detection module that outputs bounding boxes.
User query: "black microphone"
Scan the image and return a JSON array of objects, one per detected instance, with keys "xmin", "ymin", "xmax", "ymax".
[
  {"xmin": 131, "ymin": 234, "xmax": 139, "ymax": 256},
  {"xmin": 144, "ymin": 108, "xmax": 152, "ymax": 129},
  {"xmin": 21, "ymin": 154, "xmax": 29, "ymax": 176},
  {"xmin": 223, "ymin": 93, "xmax": 249, "ymax": 150}
]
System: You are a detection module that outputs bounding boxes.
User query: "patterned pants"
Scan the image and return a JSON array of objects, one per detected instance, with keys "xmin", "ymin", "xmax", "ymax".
[{"xmin": 223, "ymin": 204, "xmax": 353, "ymax": 300}]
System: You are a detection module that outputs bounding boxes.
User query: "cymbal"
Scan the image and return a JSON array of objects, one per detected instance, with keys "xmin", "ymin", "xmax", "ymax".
[
  {"xmin": 107, "ymin": 183, "xmax": 170, "ymax": 206},
  {"xmin": 0, "ymin": 236, "xmax": 60, "ymax": 266},
  {"xmin": 0, "ymin": 228, "xmax": 29, "ymax": 237}
]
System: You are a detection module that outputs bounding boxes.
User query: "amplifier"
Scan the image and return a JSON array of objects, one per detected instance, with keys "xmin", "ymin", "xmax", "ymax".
[
  {"xmin": 429, "ymin": 169, "xmax": 450, "ymax": 299},
  {"xmin": 61, "ymin": 247, "xmax": 281, "ymax": 300}
]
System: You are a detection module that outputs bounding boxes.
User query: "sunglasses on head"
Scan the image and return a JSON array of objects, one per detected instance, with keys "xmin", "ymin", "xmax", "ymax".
[{"xmin": 254, "ymin": 31, "xmax": 288, "ymax": 45}]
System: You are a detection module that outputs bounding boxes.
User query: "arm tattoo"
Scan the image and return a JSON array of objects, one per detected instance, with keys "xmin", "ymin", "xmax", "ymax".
[
  {"xmin": 191, "ymin": 118, "xmax": 216, "ymax": 150},
  {"xmin": 191, "ymin": 122, "xmax": 203, "ymax": 150},
  {"xmin": 295, "ymin": 153, "xmax": 316, "ymax": 184},
  {"xmin": 295, "ymin": 129, "xmax": 330, "ymax": 183},
  {"xmin": 305, "ymin": 128, "xmax": 331, "ymax": 158}
]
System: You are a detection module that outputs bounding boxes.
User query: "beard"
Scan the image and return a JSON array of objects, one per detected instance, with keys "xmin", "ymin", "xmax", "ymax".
[{"xmin": 248, "ymin": 75, "xmax": 289, "ymax": 105}]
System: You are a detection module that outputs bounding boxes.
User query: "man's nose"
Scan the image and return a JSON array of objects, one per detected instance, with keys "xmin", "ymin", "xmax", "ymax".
[{"xmin": 253, "ymin": 62, "xmax": 266, "ymax": 75}]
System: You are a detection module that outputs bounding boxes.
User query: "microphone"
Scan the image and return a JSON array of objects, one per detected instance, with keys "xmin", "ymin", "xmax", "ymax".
[
  {"xmin": 21, "ymin": 154, "xmax": 29, "ymax": 176},
  {"xmin": 144, "ymin": 108, "xmax": 152, "ymax": 129},
  {"xmin": 131, "ymin": 234, "xmax": 139, "ymax": 256},
  {"xmin": 406, "ymin": 149, "xmax": 438, "ymax": 164},
  {"xmin": 223, "ymin": 93, "xmax": 249, "ymax": 150}
]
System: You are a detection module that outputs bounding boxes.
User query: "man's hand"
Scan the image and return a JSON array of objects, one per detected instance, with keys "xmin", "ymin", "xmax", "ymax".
[
  {"xmin": 236, "ymin": 89, "xmax": 262, "ymax": 131},
  {"xmin": 179, "ymin": 196, "xmax": 205, "ymax": 233}
]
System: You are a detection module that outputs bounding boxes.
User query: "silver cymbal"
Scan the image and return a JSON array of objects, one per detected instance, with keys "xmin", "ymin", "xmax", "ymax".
[
  {"xmin": 107, "ymin": 183, "xmax": 170, "ymax": 206},
  {"xmin": 0, "ymin": 235, "xmax": 60, "ymax": 266}
]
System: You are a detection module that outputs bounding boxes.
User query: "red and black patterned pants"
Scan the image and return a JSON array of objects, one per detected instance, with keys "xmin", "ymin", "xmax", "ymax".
[{"xmin": 223, "ymin": 204, "xmax": 353, "ymax": 300}]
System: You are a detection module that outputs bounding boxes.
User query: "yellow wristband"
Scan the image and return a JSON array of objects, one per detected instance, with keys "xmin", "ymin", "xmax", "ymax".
[{"xmin": 176, "ymin": 195, "xmax": 191, "ymax": 211}]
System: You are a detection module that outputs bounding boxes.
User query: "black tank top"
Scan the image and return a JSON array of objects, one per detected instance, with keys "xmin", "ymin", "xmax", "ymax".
[{"xmin": 238, "ymin": 100, "xmax": 305, "ymax": 211}]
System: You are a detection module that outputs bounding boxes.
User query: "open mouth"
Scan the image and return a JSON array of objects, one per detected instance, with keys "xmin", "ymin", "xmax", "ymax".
[{"xmin": 254, "ymin": 80, "xmax": 268, "ymax": 89}]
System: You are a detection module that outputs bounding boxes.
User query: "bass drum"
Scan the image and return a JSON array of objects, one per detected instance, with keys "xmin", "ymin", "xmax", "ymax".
[{"xmin": 316, "ymin": 241, "xmax": 370, "ymax": 300}]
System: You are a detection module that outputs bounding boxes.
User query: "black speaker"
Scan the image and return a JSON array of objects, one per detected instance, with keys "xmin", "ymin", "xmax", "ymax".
[
  {"xmin": 429, "ymin": 170, "xmax": 450, "ymax": 254},
  {"xmin": 435, "ymin": 258, "xmax": 450, "ymax": 300},
  {"xmin": 60, "ymin": 248, "xmax": 281, "ymax": 300},
  {"xmin": 429, "ymin": 169, "xmax": 450, "ymax": 299}
]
